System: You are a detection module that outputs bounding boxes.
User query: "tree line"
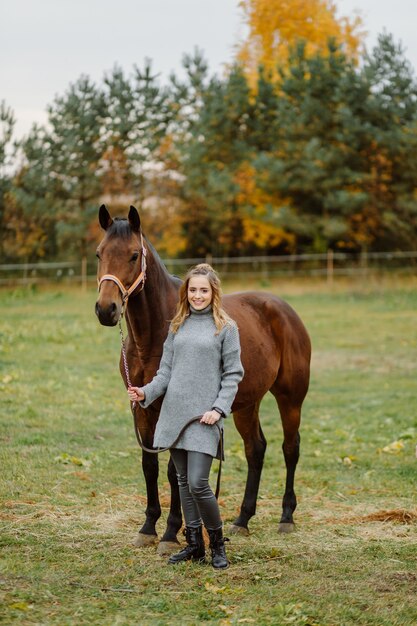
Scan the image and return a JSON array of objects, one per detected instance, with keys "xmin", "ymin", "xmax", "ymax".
[{"xmin": 1, "ymin": 32, "xmax": 417, "ymax": 263}]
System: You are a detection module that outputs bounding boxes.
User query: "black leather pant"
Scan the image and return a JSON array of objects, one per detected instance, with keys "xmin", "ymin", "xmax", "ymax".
[{"xmin": 170, "ymin": 449, "xmax": 222, "ymax": 531}]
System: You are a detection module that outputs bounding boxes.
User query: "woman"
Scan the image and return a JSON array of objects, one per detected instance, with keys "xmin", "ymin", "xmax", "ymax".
[{"xmin": 127, "ymin": 263, "xmax": 244, "ymax": 569}]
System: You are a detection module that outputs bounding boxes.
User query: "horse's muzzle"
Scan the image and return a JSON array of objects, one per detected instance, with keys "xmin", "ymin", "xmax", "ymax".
[{"xmin": 95, "ymin": 300, "xmax": 120, "ymax": 326}]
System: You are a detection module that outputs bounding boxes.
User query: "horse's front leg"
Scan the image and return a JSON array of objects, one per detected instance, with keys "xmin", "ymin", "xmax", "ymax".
[
  {"xmin": 157, "ymin": 455, "xmax": 182, "ymax": 555},
  {"xmin": 134, "ymin": 450, "xmax": 161, "ymax": 546}
]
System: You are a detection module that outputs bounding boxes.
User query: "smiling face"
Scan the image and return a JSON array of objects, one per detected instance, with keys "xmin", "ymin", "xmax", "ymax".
[{"xmin": 187, "ymin": 275, "xmax": 213, "ymax": 310}]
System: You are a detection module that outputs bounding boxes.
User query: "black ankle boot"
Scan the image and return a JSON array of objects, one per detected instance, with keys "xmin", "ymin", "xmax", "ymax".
[
  {"xmin": 168, "ymin": 526, "xmax": 206, "ymax": 564},
  {"xmin": 207, "ymin": 527, "xmax": 229, "ymax": 569}
]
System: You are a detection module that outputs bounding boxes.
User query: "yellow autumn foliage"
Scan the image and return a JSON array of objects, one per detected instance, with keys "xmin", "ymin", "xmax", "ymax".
[
  {"xmin": 2, "ymin": 192, "xmax": 48, "ymax": 260},
  {"xmin": 235, "ymin": 162, "xmax": 272, "ymax": 214},
  {"xmin": 242, "ymin": 216, "xmax": 295, "ymax": 249},
  {"xmin": 235, "ymin": 162, "xmax": 295, "ymax": 250},
  {"xmin": 237, "ymin": 0, "xmax": 364, "ymax": 86}
]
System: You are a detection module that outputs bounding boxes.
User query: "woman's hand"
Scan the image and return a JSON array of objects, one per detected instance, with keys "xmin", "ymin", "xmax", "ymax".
[
  {"xmin": 200, "ymin": 410, "xmax": 221, "ymax": 425},
  {"xmin": 127, "ymin": 386, "xmax": 145, "ymax": 402}
]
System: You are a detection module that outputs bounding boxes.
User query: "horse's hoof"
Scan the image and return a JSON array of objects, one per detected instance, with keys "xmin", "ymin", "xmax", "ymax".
[
  {"xmin": 278, "ymin": 522, "xmax": 296, "ymax": 534},
  {"xmin": 133, "ymin": 532, "xmax": 158, "ymax": 547},
  {"xmin": 157, "ymin": 541, "xmax": 181, "ymax": 556},
  {"xmin": 228, "ymin": 524, "xmax": 249, "ymax": 536}
]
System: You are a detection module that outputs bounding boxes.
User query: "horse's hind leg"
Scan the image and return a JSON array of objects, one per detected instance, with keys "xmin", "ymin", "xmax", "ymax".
[
  {"xmin": 157, "ymin": 456, "xmax": 182, "ymax": 555},
  {"xmin": 274, "ymin": 393, "xmax": 302, "ymax": 533},
  {"xmin": 230, "ymin": 402, "xmax": 266, "ymax": 535}
]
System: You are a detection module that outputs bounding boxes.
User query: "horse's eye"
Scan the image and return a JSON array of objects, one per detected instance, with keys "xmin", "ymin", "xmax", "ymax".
[{"xmin": 130, "ymin": 252, "xmax": 139, "ymax": 262}]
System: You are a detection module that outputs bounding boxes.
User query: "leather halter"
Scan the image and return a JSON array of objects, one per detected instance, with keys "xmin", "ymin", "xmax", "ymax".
[{"xmin": 98, "ymin": 232, "xmax": 147, "ymax": 305}]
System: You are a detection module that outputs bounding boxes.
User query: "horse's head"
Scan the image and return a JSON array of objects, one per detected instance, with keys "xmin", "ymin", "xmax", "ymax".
[{"xmin": 95, "ymin": 204, "xmax": 146, "ymax": 326}]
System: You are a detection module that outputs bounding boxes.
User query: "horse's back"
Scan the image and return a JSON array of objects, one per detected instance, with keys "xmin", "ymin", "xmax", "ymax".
[
  {"xmin": 224, "ymin": 291, "xmax": 310, "ymax": 348},
  {"xmin": 224, "ymin": 291, "xmax": 311, "ymax": 406}
]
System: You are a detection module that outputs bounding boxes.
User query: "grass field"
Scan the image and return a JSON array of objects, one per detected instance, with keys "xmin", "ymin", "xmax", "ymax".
[{"xmin": 1, "ymin": 277, "xmax": 416, "ymax": 625}]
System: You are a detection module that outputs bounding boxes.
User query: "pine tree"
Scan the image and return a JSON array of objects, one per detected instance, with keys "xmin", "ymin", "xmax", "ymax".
[
  {"xmin": 0, "ymin": 101, "xmax": 15, "ymax": 260},
  {"xmin": 253, "ymin": 40, "xmax": 369, "ymax": 251},
  {"xmin": 358, "ymin": 33, "xmax": 417, "ymax": 249},
  {"xmin": 102, "ymin": 60, "xmax": 172, "ymax": 205},
  {"xmin": 47, "ymin": 76, "xmax": 106, "ymax": 258},
  {"xmin": 249, "ymin": 35, "xmax": 417, "ymax": 252},
  {"xmin": 175, "ymin": 64, "xmax": 252, "ymax": 256},
  {"xmin": 3, "ymin": 125, "xmax": 57, "ymax": 261}
]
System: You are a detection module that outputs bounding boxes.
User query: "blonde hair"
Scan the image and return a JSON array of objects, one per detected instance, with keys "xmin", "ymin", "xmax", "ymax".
[{"xmin": 170, "ymin": 263, "xmax": 234, "ymax": 334}]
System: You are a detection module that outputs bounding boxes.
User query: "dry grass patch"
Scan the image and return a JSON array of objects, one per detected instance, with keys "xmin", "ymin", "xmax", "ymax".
[{"xmin": 323, "ymin": 508, "xmax": 417, "ymax": 525}]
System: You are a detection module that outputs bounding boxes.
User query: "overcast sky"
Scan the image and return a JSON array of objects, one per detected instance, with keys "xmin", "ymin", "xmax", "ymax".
[{"xmin": 1, "ymin": 0, "xmax": 417, "ymax": 139}]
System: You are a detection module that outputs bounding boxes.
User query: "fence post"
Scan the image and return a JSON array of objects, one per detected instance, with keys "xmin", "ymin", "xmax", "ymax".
[
  {"xmin": 23, "ymin": 262, "xmax": 28, "ymax": 286},
  {"xmin": 327, "ymin": 249, "xmax": 334, "ymax": 285},
  {"xmin": 81, "ymin": 257, "xmax": 87, "ymax": 291},
  {"xmin": 360, "ymin": 248, "xmax": 368, "ymax": 276}
]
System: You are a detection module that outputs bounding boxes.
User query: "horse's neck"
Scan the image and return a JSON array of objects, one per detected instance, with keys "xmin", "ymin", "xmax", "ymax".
[{"xmin": 126, "ymin": 250, "xmax": 180, "ymax": 360}]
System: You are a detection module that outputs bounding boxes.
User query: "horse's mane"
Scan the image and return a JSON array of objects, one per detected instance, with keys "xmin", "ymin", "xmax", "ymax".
[
  {"xmin": 107, "ymin": 218, "xmax": 183, "ymax": 286},
  {"xmin": 106, "ymin": 218, "xmax": 132, "ymax": 240},
  {"xmin": 147, "ymin": 240, "xmax": 183, "ymax": 285}
]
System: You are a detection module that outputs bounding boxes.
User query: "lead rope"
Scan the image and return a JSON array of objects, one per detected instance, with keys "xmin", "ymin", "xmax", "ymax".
[{"xmin": 118, "ymin": 312, "xmax": 223, "ymax": 500}]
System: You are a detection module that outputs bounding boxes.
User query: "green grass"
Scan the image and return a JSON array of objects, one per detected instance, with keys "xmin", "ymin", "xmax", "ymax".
[{"xmin": 1, "ymin": 278, "xmax": 416, "ymax": 625}]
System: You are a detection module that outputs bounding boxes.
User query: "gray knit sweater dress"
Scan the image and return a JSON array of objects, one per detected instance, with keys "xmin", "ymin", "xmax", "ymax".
[{"xmin": 140, "ymin": 305, "xmax": 244, "ymax": 458}]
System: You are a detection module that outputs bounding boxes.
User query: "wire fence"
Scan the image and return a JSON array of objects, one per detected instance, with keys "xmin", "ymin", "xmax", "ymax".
[{"xmin": 1, "ymin": 250, "xmax": 417, "ymax": 287}]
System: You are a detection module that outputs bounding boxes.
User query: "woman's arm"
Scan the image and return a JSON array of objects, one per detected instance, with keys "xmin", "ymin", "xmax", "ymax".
[
  {"xmin": 135, "ymin": 331, "xmax": 175, "ymax": 408},
  {"xmin": 212, "ymin": 324, "xmax": 244, "ymax": 416}
]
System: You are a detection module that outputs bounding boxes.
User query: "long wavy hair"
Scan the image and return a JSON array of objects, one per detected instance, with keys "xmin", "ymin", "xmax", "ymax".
[{"xmin": 170, "ymin": 264, "xmax": 234, "ymax": 334}]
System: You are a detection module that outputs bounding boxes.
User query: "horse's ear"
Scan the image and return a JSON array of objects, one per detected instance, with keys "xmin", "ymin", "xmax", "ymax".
[
  {"xmin": 99, "ymin": 204, "xmax": 113, "ymax": 230},
  {"xmin": 128, "ymin": 206, "xmax": 141, "ymax": 233}
]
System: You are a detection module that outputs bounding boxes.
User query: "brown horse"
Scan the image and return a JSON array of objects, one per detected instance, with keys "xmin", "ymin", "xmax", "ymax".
[{"xmin": 95, "ymin": 205, "xmax": 311, "ymax": 553}]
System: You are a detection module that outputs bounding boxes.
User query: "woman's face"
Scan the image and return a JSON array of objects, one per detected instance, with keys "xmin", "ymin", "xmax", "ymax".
[{"xmin": 187, "ymin": 275, "xmax": 213, "ymax": 310}]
